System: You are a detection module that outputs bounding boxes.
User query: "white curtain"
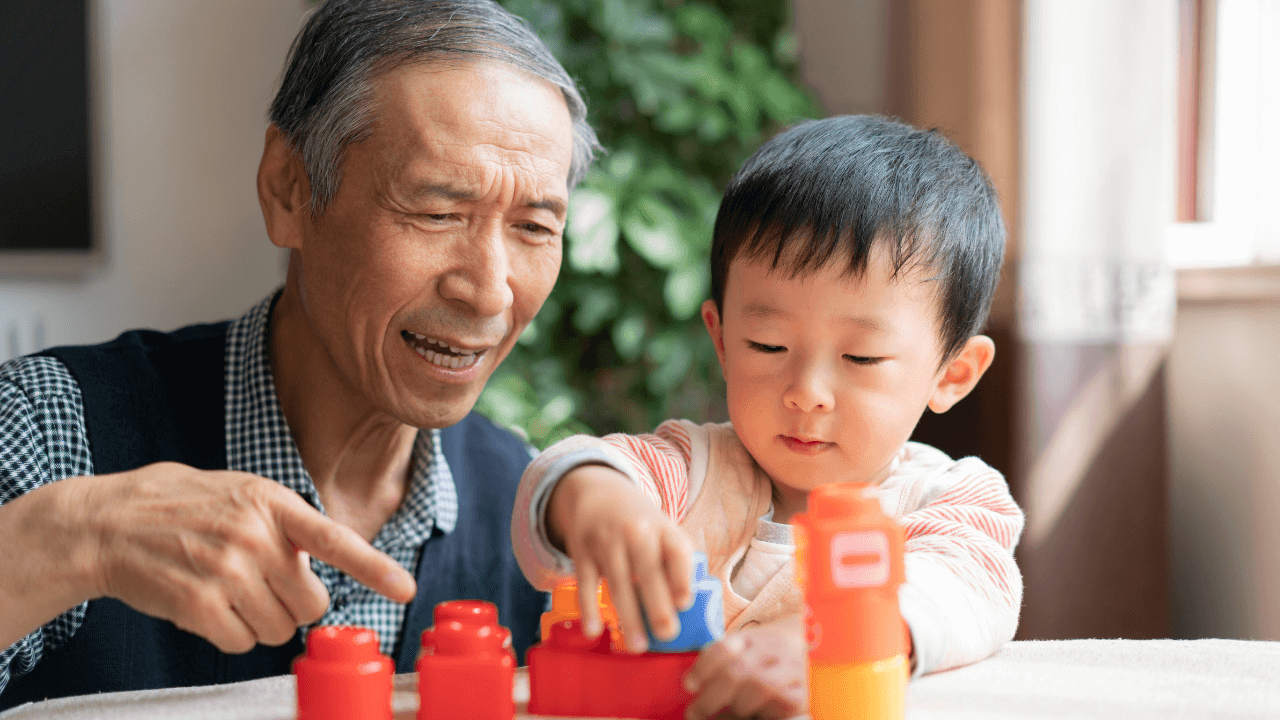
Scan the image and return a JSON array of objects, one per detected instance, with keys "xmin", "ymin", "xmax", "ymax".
[{"xmin": 1016, "ymin": 0, "xmax": 1178, "ymax": 637}]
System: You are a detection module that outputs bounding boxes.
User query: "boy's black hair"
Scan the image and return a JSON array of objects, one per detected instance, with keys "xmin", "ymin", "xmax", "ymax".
[{"xmin": 710, "ymin": 115, "xmax": 1006, "ymax": 362}]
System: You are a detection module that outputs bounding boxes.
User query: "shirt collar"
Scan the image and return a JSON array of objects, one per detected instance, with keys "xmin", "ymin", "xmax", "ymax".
[{"xmin": 223, "ymin": 292, "xmax": 457, "ymax": 541}]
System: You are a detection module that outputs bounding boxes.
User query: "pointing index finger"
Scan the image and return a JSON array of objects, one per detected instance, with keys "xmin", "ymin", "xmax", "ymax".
[{"xmin": 275, "ymin": 494, "xmax": 416, "ymax": 603}]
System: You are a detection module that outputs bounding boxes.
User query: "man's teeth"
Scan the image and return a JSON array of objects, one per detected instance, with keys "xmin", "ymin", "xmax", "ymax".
[
  {"xmin": 414, "ymin": 345, "xmax": 480, "ymax": 369},
  {"xmin": 405, "ymin": 332, "xmax": 482, "ymax": 369}
]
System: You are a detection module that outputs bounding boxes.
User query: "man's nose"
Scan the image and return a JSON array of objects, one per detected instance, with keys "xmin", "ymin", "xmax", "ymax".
[
  {"xmin": 438, "ymin": 220, "xmax": 514, "ymax": 318},
  {"xmin": 783, "ymin": 360, "xmax": 835, "ymax": 413}
]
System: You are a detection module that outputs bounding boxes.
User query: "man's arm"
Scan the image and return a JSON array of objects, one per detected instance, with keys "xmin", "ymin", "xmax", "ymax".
[
  {"xmin": 0, "ymin": 477, "xmax": 106, "ymax": 651},
  {"xmin": 0, "ymin": 361, "xmax": 417, "ymax": 689},
  {"xmin": 0, "ymin": 464, "xmax": 418, "ymax": 654}
]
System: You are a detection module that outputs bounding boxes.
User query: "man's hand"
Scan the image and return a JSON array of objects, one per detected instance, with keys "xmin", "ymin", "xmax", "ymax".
[
  {"xmin": 546, "ymin": 464, "xmax": 695, "ymax": 653},
  {"xmin": 682, "ymin": 616, "xmax": 808, "ymax": 720},
  {"xmin": 0, "ymin": 462, "xmax": 416, "ymax": 654}
]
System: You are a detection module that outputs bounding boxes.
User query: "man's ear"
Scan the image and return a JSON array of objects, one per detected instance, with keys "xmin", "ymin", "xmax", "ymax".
[
  {"xmin": 927, "ymin": 335, "xmax": 995, "ymax": 413},
  {"xmin": 257, "ymin": 124, "xmax": 310, "ymax": 251},
  {"xmin": 701, "ymin": 299, "xmax": 727, "ymax": 369}
]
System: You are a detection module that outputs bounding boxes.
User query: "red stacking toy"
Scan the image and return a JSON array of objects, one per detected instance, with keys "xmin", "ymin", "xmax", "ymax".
[
  {"xmin": 526, "ymin": 619, "xmax": 699, "ymax": 720},
  {"xmin": 294, "ymin": 626, "xmax": 393, "ymax": 720},
  {"xmin": 417, "ymin": 600, "xmax": 515, "ymax": 720},
  {"xmin": 793, "ymin": 482, "xmax": 909, "ymax": 720}
]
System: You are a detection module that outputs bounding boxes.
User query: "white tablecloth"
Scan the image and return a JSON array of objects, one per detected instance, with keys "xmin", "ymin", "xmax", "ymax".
[{"xmin": 3, "ymin": 639, "xmax": 1278, "ymax": 719}]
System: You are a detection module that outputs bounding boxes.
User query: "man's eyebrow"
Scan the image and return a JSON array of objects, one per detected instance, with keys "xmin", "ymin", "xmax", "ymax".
[
  {"xmin": 405, "ymin": 182, "xmax": 478, "ymax": 202},
  {"xmin": 527, "ymin": 197, "xmax": 567, "ymax": 218},
  {"xmin": 403, "ymin": 182, "xmax": 566, "ymax": 218}
]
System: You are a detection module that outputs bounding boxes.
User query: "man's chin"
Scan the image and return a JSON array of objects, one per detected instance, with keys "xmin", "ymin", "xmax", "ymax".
[{"xmin": 395, "ymin": 385, "xmax": 486, "ymax": 429}]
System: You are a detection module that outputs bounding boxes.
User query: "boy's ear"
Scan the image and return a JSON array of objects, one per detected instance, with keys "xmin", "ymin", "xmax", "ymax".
[
  {"xmin": 701, "ymin": 299, "xmax": 727, "ymax": 368},
  {"xmin": 257, "ymin": 124, "xmax": 311, "ymax": 251},
  {"xmin": 927, "ymin": 335, "xmax": 995, "ymax": 413}
]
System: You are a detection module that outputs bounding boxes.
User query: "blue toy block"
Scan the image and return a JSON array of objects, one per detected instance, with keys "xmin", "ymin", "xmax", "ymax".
[{"xmin": 645, "ymin": 552, "xmax": 725, "ymax": 652}]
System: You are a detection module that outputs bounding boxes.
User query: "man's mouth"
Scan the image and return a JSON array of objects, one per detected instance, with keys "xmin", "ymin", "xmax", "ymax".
[{"xmin": 401, "ymin": 331, "xmax": 487, "ymax": 370}]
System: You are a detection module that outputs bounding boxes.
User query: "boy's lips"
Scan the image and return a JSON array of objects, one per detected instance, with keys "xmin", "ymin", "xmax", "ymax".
[{"xmin": 780, "ymin": 435, "xmax": 834, "ymax": 455}]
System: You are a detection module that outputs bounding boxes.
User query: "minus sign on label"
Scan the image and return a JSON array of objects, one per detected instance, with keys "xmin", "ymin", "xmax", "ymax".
[{"xmin": 839, "ymin": 553, "xmax": 881, "ymax": 567}]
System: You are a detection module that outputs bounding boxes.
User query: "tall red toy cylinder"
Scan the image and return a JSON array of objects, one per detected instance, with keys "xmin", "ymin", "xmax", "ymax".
[
  {"xmin": 294, "ymin": 626, "xmax": 394, "ymax": 720},
  {"xmin": 417, "ymin": 600, "xmax": 515, "ymax": 720},
  {"xmin": 793, "ymin": 483, "xmax": 908, "ymax": 720}
]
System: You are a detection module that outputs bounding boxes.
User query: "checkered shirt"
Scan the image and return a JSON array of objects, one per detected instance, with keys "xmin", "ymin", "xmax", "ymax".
[{"xmin": 0, "ymin": 293, "xmax": 458, "ymax": 696}]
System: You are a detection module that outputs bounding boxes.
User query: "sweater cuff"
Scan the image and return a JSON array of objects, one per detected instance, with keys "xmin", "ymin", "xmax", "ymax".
[
  {"xmin": 527, "ymin": 443, "xmax": 641, "ymax": 579},
  {"xmin": 898, "ymin": 580, "xmax": 949, "ymax": 678}
]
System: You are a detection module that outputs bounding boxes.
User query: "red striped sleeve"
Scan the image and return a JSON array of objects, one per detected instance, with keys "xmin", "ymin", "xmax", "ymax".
[
  {"xmin": 900, "ymin": 465, "xmax": 1024, "ymax": 612},
  {"xmin": 600, "ymin": 420, "xmax": 693, "ymax": 520}
]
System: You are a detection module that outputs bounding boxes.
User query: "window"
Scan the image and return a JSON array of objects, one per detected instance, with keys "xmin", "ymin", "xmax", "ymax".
[{"xmin": 1167, "ymin": 0, "xmax": 1280, "ymax": 268}]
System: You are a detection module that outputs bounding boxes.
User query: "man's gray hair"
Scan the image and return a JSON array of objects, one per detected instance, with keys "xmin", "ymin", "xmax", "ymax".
[{"xmin": 270, "ymin": 0, "xmax": 600, "ymax": 214}]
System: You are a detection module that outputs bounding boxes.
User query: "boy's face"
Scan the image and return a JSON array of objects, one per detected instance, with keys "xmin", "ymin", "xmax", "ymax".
[{"xmin": 702, "ymin": 248, "xmax": 993, "ymax": 495}]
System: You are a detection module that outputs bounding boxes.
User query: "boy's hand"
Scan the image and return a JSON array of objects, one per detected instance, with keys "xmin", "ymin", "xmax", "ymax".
[
  {"xmin": 546, "ymin": 464, "xmax": 695, "ymax": 653},
  {"xmin": 682, "ymin": 616, "xmax": 807, "ymax": 720}
]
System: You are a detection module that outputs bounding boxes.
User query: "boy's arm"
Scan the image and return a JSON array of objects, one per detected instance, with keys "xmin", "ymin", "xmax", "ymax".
[
  {"xmin": 896, "ymin": 457, "xmax": 1025, "ymax": 676},
  {"xmin": 510, "ymin": 421, "xmax": 702, "ymax": 652},
  {"xmin": 511, "ymin": 419, "xmax": 701, "ymax": 589}
]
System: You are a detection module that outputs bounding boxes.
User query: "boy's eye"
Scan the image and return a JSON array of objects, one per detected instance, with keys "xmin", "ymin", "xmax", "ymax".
[
  {"xmin": 747, "ymin": 341, "xmax": 785, "ymax": 353},
  {"xmin": 844, "ymin": 355, "xmax": 883, "ymax": 366}
]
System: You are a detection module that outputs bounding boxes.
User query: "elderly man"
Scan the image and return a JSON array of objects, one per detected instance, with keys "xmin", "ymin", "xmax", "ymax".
[{"xmin": 0, "ymin": 0, "xmax": 597, "ymax": 708}]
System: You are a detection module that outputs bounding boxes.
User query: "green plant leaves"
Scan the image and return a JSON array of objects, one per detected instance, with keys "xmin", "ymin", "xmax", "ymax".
[
  {"xmin": 622, "ymin": 196, "xmax": 687, "ymax": 268},
  {"xmin": 566, "ymin": 187, "xmax": 620, "ymax": 275},
  {"xmin": 664, "ymin": 260, "xmax": 708, "ymax": 320}
]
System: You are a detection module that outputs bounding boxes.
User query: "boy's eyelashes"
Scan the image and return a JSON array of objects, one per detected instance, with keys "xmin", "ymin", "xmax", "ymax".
[{"xmin": 743, "ymin": 340, "xmax": 885, "ymax": 366}]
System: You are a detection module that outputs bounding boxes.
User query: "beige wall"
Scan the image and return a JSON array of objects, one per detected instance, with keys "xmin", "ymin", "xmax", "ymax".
[
  {"xmin": 1168, "ymin": 292, "xmax": 1280, "ymax": 641},
  {"xmin": 0, "ymin": 0, "xmax": 306, "ymax": 352},
  {"xmin": 790, "ymin": 0, "xmax": 889, "ymax": 116}
]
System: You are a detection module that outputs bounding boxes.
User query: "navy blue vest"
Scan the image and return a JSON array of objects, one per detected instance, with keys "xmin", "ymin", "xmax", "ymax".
[{"xmin": 1, "ymin": 322, "xmax": 544, "ymax": 710}]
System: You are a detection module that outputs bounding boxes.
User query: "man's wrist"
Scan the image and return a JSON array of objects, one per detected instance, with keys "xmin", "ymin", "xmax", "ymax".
[{"xmin": 0, "ymin": 476, "xmax": 106, "ymax": 648}]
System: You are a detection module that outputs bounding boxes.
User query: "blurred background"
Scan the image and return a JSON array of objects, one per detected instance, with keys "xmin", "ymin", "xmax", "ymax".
[{"xmin": 0, "ymin": 0, "xmax": 1277, "ymax": 645}]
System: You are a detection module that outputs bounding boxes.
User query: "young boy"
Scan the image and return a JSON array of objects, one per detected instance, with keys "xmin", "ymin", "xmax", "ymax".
[{"xmin": 512, "ymin": 115, "xmax": 1023, "ymax": 718}]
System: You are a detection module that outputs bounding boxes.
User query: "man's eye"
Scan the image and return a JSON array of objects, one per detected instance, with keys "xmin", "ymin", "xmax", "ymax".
[
  {"xmin": 747, "ymin": 341, "xmax": 785, "ymax": 353},
  {"xmin": 844, "ymin": 355, "xmax": 883, "ymax": 366},
  {"xmin": 517, "ymin": 222, "xmax": 554, "ymax": 235}
]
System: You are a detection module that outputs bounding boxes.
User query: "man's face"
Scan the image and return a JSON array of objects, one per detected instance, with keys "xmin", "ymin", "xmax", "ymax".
[
  {"xmin": 703, "ymin": 250, "xmax": 952, "ymax": 493},
  {"xmin": 290, "ymin": 60, "xmax": 573, "ymax": 428}
]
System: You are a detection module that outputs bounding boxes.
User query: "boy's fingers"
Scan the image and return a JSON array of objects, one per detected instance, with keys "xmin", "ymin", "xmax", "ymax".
[
  {"xmin": 684, "ymin": 634, "xmax": 746, "ymax": 692},
  {"xmin": 630, "ymin": 532, "xmax": 679, "ymax": 641},
  {"xmin": 636, "ymin": 561, "xmax": 679, "ymax": 642},
  {"xmin": 276, "ymin": 494, "xmax": 415, "ymax": 603},
  {"xmin": 664, "ymin": 531, "xmax": 696, "ymax": 609},
  {"xmin": 601, "ymin": 548, "xmax": 647, "ymax": 653},
  {"xmin": 727, "ymin": 679, "xmax": 771, "ymax": 718},
  {"xmin": 684, "ymin": 663, "xmax": 738, "ymax": 720},
  {"xmin": 576, "ymin": 560, "xmax": 603, "ymax": 638}
]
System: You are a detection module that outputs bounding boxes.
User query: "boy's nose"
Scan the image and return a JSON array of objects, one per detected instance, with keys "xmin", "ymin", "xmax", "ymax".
[{"xmin": 783, "ymin": 365, "xmax": 835, "ymax": 413}]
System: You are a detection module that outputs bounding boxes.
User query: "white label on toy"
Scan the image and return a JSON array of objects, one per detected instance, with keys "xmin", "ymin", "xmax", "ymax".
[{"xmin": 830, "ymin": 531, "xmax": 890, "ymax": 588}]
